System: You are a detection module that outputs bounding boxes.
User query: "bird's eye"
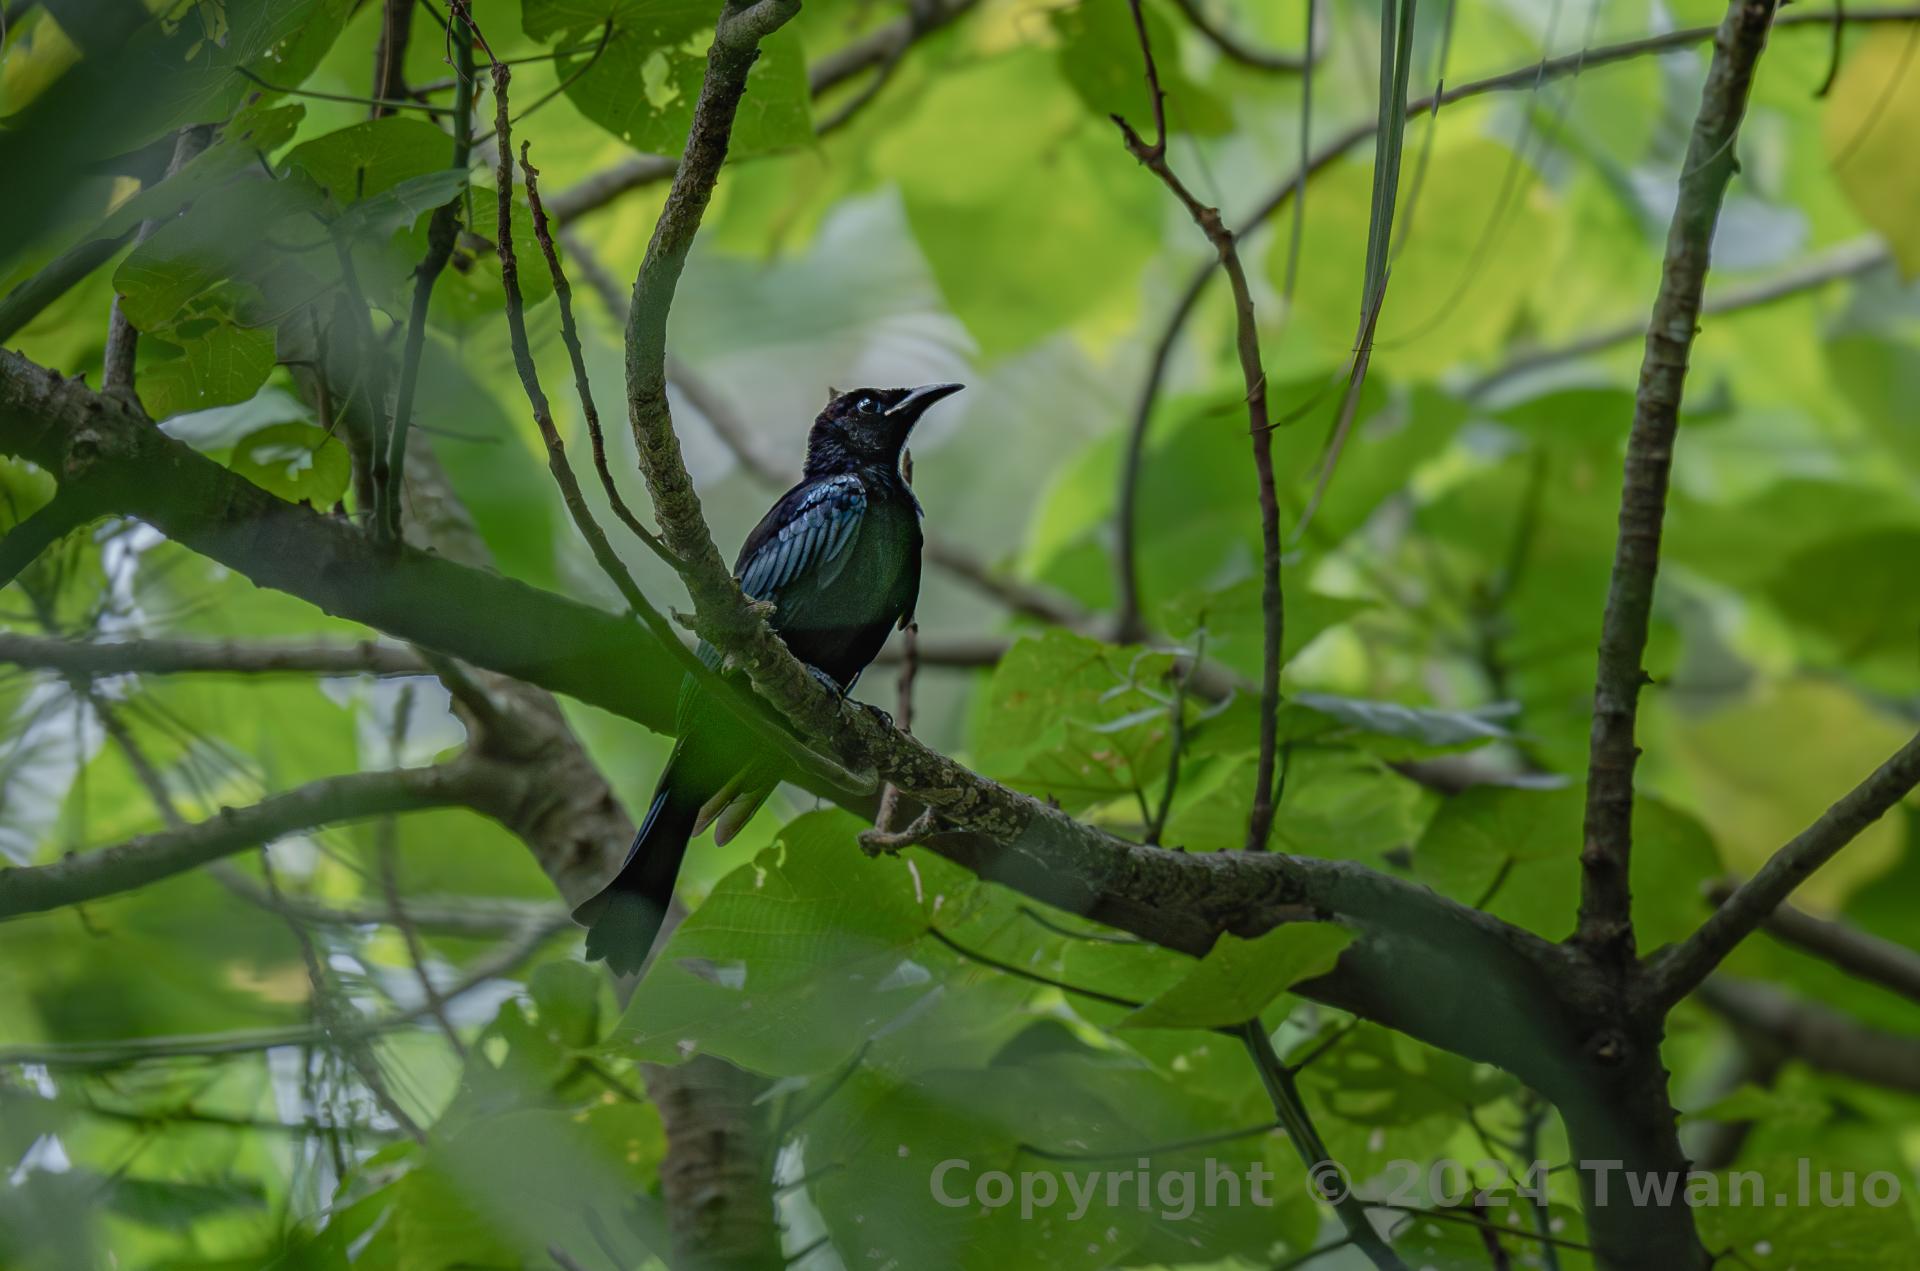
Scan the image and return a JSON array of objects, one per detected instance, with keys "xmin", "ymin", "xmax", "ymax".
[{"xmin": 856, "ymin": 396, "xmax": 878, "ymax": 414}]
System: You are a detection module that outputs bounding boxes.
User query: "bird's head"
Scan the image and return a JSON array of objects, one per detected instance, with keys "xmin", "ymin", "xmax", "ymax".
[{"xmin": 803, "ymin": 383, "xmax": 964, "ymax": 475}]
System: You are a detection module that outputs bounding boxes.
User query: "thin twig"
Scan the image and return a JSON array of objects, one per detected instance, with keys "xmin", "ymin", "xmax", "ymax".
[
  {"xmin": 1577, "ymin": 0, "xmax": 1781, "ymax": 967},
  {"xmin": 1110, "ymin": 7, "xmax": 1920, "ymax": 616},
  {"xmin": 1240, "ymin": 1020, "xmax": 1410, "ymax": 1271},
  {"xmin": 1144, "ymin": 628, "xmax": 1200, "ymax": 845},
  {"xmin": 487, "ymin": 66, "xmax": 681, "ymax": 648},
  {"xmin": 1167, "ymin": 0, "xmax": 1314, "ymax": 71},
  {"xmin": 1113, "ymin": 0, "xmax": 1284, "ymax": 853},
  {"xmin": 924, "ymin": 927, "xmax": 1148, "ymax": 1014},
  {"xmin": 376, "ymin": 685, "xmax": 466, "ymax": 1055},
  {"xmin": 519, "ymin": 152, "xmax": 675, "ymax": 567},
  {"xmin": 371, "ymin": 0, "xmax": 416, "ymax": 117},
  {"xmin": 260, "ymin": 845, "xmax": 429, "ymax": 1144},
  {"xmin": 1644, "ymin": 728, "xmax": 1920, "ymax": 1008},
  {"xmin": 0, "ymin": 632, "xmax": 426, "ymax": 677},
  {"xmin": 103, "ymin": 126, "xmax": 212, "ymax": 400},
  {"xmin": 1701, "ymin": 878, "xmax": 1920, "ymax": 1006},
  {"xmin": 384, "ymin": 2, "xmax": 475, "ymax": 543}
]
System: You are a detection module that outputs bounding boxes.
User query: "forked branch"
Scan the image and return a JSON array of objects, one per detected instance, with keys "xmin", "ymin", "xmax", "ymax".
[
  {"xmin": 1112, "ymin": 0, "xmax": 1284, "ymax": 854},
  {"xmin": 1576, "ymin": 0, "xmax": 1779, "ymax": 966}
]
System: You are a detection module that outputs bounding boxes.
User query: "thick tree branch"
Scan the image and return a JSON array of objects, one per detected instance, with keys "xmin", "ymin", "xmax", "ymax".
[
  {"xmin": 0, "ymin": 761, "xmax": 490, "ymax": 919},
  {"xmin": 0, "ymin": 347, "xmax": 1589, "ymax": 1089},
  {"xmin": 1697, "ymin": 977, "xmax": 1920, "ymax": 1095},
  {"xmin": 1701, "ymin": 878, "xmax": 1920, "ymax": 1006},
  {"xmin": 1, "ymin": 347, "xmax": 688, "ymax": 738},
  {"xmin": 1643, "ymin": 729, "xmax": 1920, "ymax": 1009},
  {"xmin": 1577, "ymin": 0, "xmax": 1778, "ymax": 966}
]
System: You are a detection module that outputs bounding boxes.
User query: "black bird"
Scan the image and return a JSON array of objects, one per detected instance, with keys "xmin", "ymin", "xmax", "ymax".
[{"xmin": 575, "ymin": 382, "xmax": 964, "ymax": 975}]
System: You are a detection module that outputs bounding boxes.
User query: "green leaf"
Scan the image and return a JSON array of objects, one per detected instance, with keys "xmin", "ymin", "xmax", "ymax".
[
  {"xmin": 612, "ymin": 811, "xmax": 975, "ymax": 1075},
  {"xmin": 870, "ymin": 48, "xmax": 1161, "ymax": 355},
  {"xmin": 1695, "ymin": 1154, "xmax": 1918, "ymax": 1268},
  {"xmin": 332, "ymin": 169, "xmax": 468, "ymax": 241},
  {"xmin": 1825, "ymin": 29, "xmax": 1920, "ymax": 274},
  {"xmin": 1053, "ymin": 0, "xmax": 1229, "ymax": 136},
  {"xmin": 283, "ymin": 116, "xmax": 458, "ymax": 205},
  {"xmin": 1276, "ymin": 137, "xmax": 1564, "ymax": 375},
  {"xmin": 136, "ymin": 314, "xmax": 277, "ymax": 422},
  {"xmin": 1285, "ymin": 692, "xmax": 1514, "ymax": 756},
  {"xmin": 1683, "ymin": 1082, "xmax": 1830, "ymax": 1128},
  {"xmin": 112, "ymin": 170, "xmax": 328, "ymax": 332},
  {"xmin": 227, "ymin": 422, "xmax": 350, "ymax": 506},
  {"xmin": 1121, "ymin": 924, "xmax": 1353, "ymax": 1030},
  {"xmin": 103, "ymin": 1176, "xmax": 265, "ymax": 1233},
  {"xmin": 972, "ymin": 630, "xmax": 1176, "ymax": 811},
  {"xmin": 524, "ymin": 3, "xmax": 811, "ymax": 157},
  {"xmin": 528, "ymin": 959, "xmax": 604, "ymax": 1049}
]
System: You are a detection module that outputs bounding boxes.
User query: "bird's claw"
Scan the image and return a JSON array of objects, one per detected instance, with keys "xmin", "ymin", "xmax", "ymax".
[
  {"xmin": 805, "ymin": 665, "xmax": 847, "ymax": 697},
  {"xmin": 861, "ymin": 701, "xmax": 895, "ymax": 730}
]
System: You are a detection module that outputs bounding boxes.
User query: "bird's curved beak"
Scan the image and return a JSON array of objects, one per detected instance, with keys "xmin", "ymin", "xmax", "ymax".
[{"xmin": 887, "ymin": 382, "xmax": 965, "ymax": 421}]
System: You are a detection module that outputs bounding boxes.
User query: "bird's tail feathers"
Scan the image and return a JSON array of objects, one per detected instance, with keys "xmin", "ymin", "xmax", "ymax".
[{"xmin": 574, "ymin": 781, "xmax": 701, "ymax": 977}]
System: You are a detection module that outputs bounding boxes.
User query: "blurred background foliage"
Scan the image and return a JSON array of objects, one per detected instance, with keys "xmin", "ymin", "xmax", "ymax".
[{"xmin": 2, "ymin": 0, "xmax": 1919, "ymax": 1267}]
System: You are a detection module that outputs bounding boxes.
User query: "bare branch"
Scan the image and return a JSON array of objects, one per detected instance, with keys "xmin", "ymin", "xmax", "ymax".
[
  {"xmin": 370, "ymin": 0, "xmax": 416, "ymax": 116},
  {"xmin": 520, "ymin": 151, "xmax": 675, "ymax": 567},
  {"xmin": 383, "ymin": 4, "xmax": 476, "ymax": 543},
  {"xmin": 1697, "ymin": 977, "xmax": 1920, "ymax": 1095},
  {"xmin": 0, "ymin": 913, "xmax": 570, "ymax": 1067},
  {"xmin": 1644, "ymin": 729, "xmax": 1920, "ymax": 1008},
  {"xmin": 0, "ymin": 485, "xmax": 98, "ymax": 588},
  {"xmin": 1241, "ymin": 1020, "xmax": 1410, "ymax": 1271},
  {"xmin": 0, "ymin": 632, "xmax": 426, "ymax": 677},
  {"xmin": 0, "ymin": 761, "xmax": 490, "ymax": 919},
  {"xmin": 488, "ymin": 65, "xmax": 679, "ymax": 653},
  {"xmin": 1702, "ymin": 878, "xmax": 1920, "ymax": 1007},
  {"xmin": 1113, "ymin": 0, "xmax": 1284, "ymax": 854},
  {"xmin": 1577, "ymin": 0, "xmax": 1780, "ymax": 966},
  {"xmin": 1470, "ymin": 236, "xmax": 1891, "ymax": 399},
  {"xmin": 1167, "ymin": 0, "xmax": 1314, "ymax": 72}
]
